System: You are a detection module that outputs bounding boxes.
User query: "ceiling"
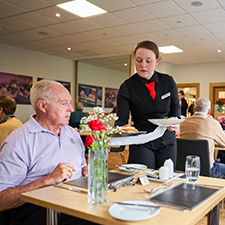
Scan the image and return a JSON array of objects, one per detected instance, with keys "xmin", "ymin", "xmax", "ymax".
[{"xmin": 1, "ymin": 0, "xmax": 225, "ymax": 73}]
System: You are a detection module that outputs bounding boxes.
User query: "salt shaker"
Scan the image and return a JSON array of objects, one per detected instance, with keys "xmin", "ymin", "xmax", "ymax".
[
  {"xmin": 159, "ymin": 166, "xmax": 169, "ymax": 181},
  {"xmin": 164, "ymin": 159, "xmax": 174, "ymax": 178}
]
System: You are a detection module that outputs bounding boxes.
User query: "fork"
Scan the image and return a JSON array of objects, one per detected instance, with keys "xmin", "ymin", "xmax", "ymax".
[{"xmin": 143, "ymin": 180, "xmax": 173, "ymax": 194}]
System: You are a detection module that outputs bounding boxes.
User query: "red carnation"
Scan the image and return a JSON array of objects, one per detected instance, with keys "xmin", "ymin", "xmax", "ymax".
[
  {"xmin": 85, "ymin": 134, "xmax": 96, "ymax": 147},
  {"xmin": 88, "ymin": 119, "xmax": 107, "ymax": 131}
]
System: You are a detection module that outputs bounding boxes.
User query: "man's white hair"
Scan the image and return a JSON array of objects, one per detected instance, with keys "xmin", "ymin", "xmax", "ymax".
[
  {"xmin": 194, "ymin": 97, "xmax": 211, "ymax": 113},
  {"xmin": 30, "ymin": 79, "xmax": 62, "ymax": 111}
]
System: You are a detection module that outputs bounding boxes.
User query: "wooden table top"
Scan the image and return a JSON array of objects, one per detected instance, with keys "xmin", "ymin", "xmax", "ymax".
[{"xmin": 21, "ymin": 170, "xmax": 225, "ymax": 225}]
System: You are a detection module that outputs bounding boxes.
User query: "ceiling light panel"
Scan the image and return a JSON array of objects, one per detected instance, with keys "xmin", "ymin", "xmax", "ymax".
[
  {"xmin": 159, "ymin": 45, "xmax": 183, "ymax": 54},
  {"xmin": 57, "ymin": 0, "xmax": 107, "ymax": 18}
]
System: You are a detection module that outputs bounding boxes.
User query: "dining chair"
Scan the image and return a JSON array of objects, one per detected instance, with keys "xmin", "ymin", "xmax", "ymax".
[
  {"xmin": 176, "ymin": 138, "xmax": 211, "ymax": 177},
  {"xmin": 109, "ymin": 145, "xmax": 126, "ymax": 164},
  {"xmin": 176, "ymin": 138, "xmax": 225, "ymax": 215}
]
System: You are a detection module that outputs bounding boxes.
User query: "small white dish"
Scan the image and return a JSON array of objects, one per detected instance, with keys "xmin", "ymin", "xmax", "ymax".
[
  {"xmin": 145, "ymin": 170, "xmax": 184, "ymax": 183},
  {"xmin": 148, "ymin": 118, "xmax": 184, "ymax": 126},
  {"xmin": 108, "ymin": 200, "xmax": 160, "ymax": 221},
  {"xmin": 119, "ymin": 164, "xmax": 147, "ymax": 172}
]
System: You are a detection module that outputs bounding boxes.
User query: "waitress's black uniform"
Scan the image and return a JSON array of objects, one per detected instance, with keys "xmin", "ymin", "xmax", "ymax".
[{"xmin": 116, "ymin": 71, "xmax": 181, "ymax": 169}]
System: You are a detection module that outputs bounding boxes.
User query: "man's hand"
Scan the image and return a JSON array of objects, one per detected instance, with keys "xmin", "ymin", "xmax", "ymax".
[
  {"xmin": 0, "ymin": 163, "xmax": 76, "ymax": 212},
  {"xmin": 82, "ymin": 166, "xmax": 88, "ymax": 177},
  {"xmin": 45, "ymin": 163, "xmax": 76, "ymax": 185}
]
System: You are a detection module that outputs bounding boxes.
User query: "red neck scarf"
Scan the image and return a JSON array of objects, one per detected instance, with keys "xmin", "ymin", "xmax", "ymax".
[{"xmin": 145, "ymin": 81, "xmax": 156, "ymax": 99}]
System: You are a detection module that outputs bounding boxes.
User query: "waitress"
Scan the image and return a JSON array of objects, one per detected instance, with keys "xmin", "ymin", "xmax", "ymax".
[{"xmin": 116, "ymin": 40, "xmax": 181, "ymax": 169}]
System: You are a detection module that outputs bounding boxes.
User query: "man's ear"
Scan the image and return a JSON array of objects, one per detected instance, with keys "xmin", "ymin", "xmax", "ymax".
[
  {"xmin": 0, "ymin": 107, "xmax": 3, "ymax": 114},
  {"xmin": 207, "ymin": 108, "xmax": 211, "ymax": 115},
  {"xmin": 37, "ymin": 100, "xmax": 47, "ymax": 113}
]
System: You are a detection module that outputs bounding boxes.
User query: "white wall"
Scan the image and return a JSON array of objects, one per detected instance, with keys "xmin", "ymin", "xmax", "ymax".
[
  {"xmin": 77, "ymin": 62, "xmax": 129, "ymax": 113},
  {"xmin": 174, "ymin": 62, "xmax": 225, "ymax": 98},
  {"xmin": 157, "ymin": 61, "xmax": 225, "ymax": 98},
  {"xmin": 0, "ymin": 43, "xmax": 75, "ymax": 123}
]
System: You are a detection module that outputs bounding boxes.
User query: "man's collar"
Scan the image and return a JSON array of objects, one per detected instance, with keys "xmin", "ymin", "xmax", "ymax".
[
  {"xmin": 28, "ymin": 114, "xmax": 47, "ymax": 133},
  {"xmin": 194, "ymin": 112, "xmax": 207, "ymax": 116}
]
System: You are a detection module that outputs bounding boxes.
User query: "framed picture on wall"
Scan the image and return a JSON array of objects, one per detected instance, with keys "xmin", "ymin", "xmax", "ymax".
[
  {"xmin": 104, "ymin": 87, "xmax": 119, "ymax": 108},
  {"xmin": 78, "ymin": 84, "xmax": 102, "ymax": 107},
  {"xmin": 0, "ymin": 72, "xmax": 32, "ymax": 104}
]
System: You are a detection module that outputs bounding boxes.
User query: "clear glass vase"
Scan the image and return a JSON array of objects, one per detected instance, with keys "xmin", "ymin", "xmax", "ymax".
[{"xmin": 88, "ymin": 148, "xmax": 108, "ymax": 206}]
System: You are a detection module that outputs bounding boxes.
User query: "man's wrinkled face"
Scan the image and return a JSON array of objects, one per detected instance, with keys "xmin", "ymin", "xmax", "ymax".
[{"xmin": 45, "ymin": 84, "xmax": 74, "ymax": 128}]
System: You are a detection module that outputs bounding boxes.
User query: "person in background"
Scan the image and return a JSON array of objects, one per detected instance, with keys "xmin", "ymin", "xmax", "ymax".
[
  {"xmin": 188, "ymin": 100, "xmax": 195, "ymax": 116},
  {"xmin": 180, "ymin": 97, "xmax": 225, "ymax": 178},
  {"xmin": 116, "ymin": 40, "xmax": 181, "ymax": 169},
  {"xmin": 0, "ymin": 95, "xmax": 23, "ymax": 146},
  {"xmin": 179, "ymin": 90, "xmax": 188, "ymax": 117},
  {"xmin": 0, "ymin": 80, "xmax": 95, "ymax": 225},
  {"xmin": 69, "ymin": 102, "xmax": 87, "ymax": 128}
]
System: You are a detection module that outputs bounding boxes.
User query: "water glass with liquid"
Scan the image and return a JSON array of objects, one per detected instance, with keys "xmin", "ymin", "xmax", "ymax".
[{"xmin": 185, "ymin": 155, "xmax": 200, "ymax": 183}]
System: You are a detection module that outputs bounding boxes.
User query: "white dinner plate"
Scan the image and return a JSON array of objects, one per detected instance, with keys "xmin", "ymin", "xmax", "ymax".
[
  {"xmin": 145, "ymin": 170, "xmax": 184, "ymax": 183},
  {"xmin": 119, "ymin": 164, "xmax": 147, "ymax": 172},
  {"xmin": 148, "ymin": 118, "xmax": 184, "ymax": 126},
  {"xmin": 108, "ymin": 200, "xmax": 160, "ymax": 221}
]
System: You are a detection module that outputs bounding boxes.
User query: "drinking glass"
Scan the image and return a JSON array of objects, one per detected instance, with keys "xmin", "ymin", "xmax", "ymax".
[{"xmin": 185, "ymin": 155, "xmax": 200, "ymax": 183}]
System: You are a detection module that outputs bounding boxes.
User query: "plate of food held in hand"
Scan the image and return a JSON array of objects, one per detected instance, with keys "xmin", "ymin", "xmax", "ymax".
[
  {"xmin": 109, "ymin": 126, "xmax": 146, "ymax": 137},
  {"xmin": 148, "ymin": 117, "xmax": 184, "ymax": 126}
]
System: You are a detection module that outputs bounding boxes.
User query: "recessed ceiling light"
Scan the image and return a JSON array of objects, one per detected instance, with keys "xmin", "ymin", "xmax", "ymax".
[
  {"xmin": 124, "ymin": 63, "xmax": 128, "ymax": 67},
  {"xmin": 55, "ymin": 13, "xmax": 61, "ymax": 17},
  {"xmin": 39, "ymin": 31, "xmax": 48, "ymax": 35},
  {"xmin": 217, "ymin": 49, "xmax": 222, "ymax": 53},
  {"xmin": 57, "ymin": 0, "xmax": 107, "ymax": 18},
  {"xmin": 67, "ymin": 47, "xmax": 72, "ymax": 51},
  {"xmin": 191, "ymin": 1, "xmax": 203, "ymax": 7},
  {"xmin": 158, "ymin": 45, "xmax": 183, "ymax": 54}
]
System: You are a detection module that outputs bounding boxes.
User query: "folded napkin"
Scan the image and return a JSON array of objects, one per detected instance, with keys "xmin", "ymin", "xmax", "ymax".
[{"xmin": 110, "ymin": 126, "xmax": 167, "ymax": 146}]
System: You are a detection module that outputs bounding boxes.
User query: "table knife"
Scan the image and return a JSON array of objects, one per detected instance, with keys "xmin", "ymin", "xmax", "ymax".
[
  {"xmin": 54, "ymin": 184, "xmax": 87, "ymax": 194},
  {"xmin": 111, "ymin": 201, "xmax": 162, "ymax": 209}
]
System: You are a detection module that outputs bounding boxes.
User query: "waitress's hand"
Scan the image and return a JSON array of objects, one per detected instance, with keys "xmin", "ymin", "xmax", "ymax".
[
  {"xmin": 166, "ymin": 116, "xmax": 180, "ymax": 131},
  {"xmin": 167, "ymin": 126, "xmax": 178, "ymax": 132}
]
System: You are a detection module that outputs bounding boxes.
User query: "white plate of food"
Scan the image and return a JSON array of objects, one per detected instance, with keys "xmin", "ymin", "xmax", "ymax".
[
  {"xmin": 108, "ymin": 200, "xmax": 160, "ymax": 221},
  {"xmin": 145, "ymin": 170, "xmax": 184, "ymax": 183},
  {"xmin": 148, "ymin": 118, "xmax": 184, "ymax": 126},
  {"xmin": 119, "ymin": 164, "xmax": 147, "ymax": 172}
]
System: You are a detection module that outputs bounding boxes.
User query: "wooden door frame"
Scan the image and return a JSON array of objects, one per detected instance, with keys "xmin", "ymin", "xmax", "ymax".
[
  {"xmin": 176, "ymin": 83, "xmax": 200, "ymax": 99},
  {"xmin": 209, "ymin": 82, "xmax": 225, "ymax": 116}
]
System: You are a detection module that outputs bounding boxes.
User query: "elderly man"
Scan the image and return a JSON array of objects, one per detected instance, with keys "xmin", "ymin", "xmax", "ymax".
[
  {"xmin": 0, "ymin": 80, "xmax": 94, "ymax": 225},
  {"xmin": 180, "ymin": 97, "xmax": 225, "ymax": 178}
]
